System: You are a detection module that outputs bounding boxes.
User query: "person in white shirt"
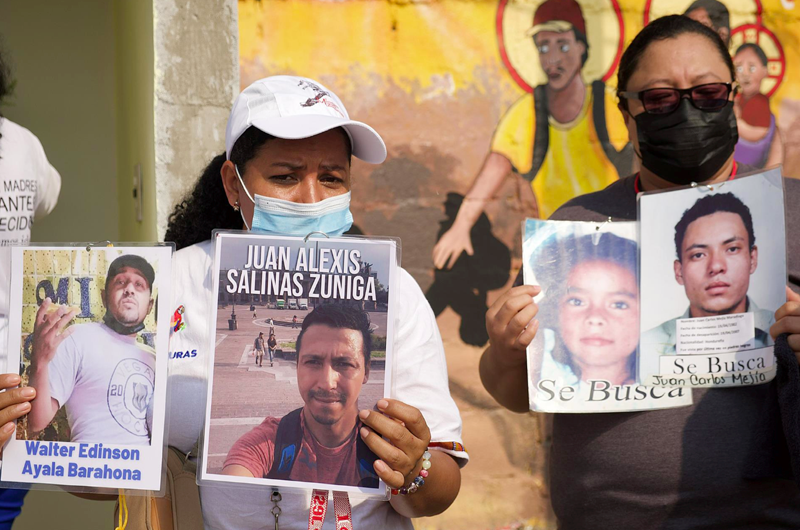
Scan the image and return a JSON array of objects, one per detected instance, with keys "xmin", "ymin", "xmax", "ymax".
[
  {"xmin": 162, "ymin": 75, "xmax": 467, "ymax": 529},
  {"xmin": 26, "ymin": 254, "xmax": 157, "ymax": 444},
  {"xmin": 0, "ymin": 42, "xmax": 62, "ymax": 527},
  {"xmin": 0, "ymin": 98, "xmax": 62, "ymax": 325},
  {"xmin": 0, "ymin": 51, "xmax": 63, "ymax": 450}
]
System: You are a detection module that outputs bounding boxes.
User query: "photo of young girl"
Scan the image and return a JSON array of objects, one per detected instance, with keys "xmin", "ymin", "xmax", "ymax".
[
  {"xmin": 522, "ymin": 219, "xmax": 691, "ymax": 413},
  {"xmin": 534, "ymin": 231, "xmax": 639, "ymax": 386}
]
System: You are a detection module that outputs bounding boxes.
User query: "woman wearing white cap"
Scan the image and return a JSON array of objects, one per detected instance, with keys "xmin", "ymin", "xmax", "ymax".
[{"xmin": 162, "ymin": 76, "xmax": 467, "ymax": 528}]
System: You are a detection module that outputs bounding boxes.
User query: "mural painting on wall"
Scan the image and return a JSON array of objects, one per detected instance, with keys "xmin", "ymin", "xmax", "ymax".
[
  {"xmin": 434, "ymin": 0, "xmax": 631, "ymax": 261},
  {"xmin": 431, "ymin": 0, "xmax": 634, "ymax": 346},
  {"xmin": 237, "ymin": 0, "xmax": 797, "ymax": 349}
]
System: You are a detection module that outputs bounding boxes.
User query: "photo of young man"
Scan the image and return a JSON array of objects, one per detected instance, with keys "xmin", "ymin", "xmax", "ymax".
[
  {"xmin": 26, "ymin": 254, "xmax": 157, "ymax": 445},
  {"xmin": 641, "ymin": 192, "xmax": 774, "ymax": 361},
  {"xmin": 221, "ymin": 304, "xmax": 378, "ymax": 488}
]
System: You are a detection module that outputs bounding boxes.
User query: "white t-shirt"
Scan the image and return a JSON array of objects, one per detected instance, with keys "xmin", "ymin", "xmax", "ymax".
[
  {"xmin": 49, "ymin": 322, "xmax": 156, "ymax": 444},
  {"xmin": 0, "ymin": 118, "xmax": 61, "ymax": 317},
  {"xmin": 168, "ymin": 240, "xmax": 468, "ymax": 530}
]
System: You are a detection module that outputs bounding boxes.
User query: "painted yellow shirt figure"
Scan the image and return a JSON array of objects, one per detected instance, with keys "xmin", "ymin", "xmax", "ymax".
[{"xmin": 491, "ymin": 85, "xmax": 627, "ymax": 219}]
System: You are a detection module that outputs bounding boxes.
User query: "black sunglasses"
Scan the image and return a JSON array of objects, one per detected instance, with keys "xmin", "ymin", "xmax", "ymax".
[{"xmin": 618, "ymin": 82, "xmax": 734, "ymax": 115}]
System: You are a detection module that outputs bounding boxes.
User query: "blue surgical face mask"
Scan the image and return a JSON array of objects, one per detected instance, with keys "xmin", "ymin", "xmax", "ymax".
[{"xmin": 235, "ymin": 165, "xmax": 354, "ymax": 237}]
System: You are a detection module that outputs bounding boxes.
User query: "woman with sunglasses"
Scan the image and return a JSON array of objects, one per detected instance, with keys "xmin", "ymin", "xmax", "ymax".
[{"xmin": 480, "ymin": 15, "xmax": 800, "ymax": 529}]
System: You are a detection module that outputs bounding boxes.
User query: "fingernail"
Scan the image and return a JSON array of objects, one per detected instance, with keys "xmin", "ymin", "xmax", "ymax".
[
  {"xmin": 3, "ymin": 423, "xmax": 14, "ymax": 434},
  {"xmin": 6, "ymin": 375, "xmax": 20, "ymax": 385},
  {"xmin": 377, "ymin": 399, "xmax": 389, "ymax": 410},
  {"xmin": 16, "ymin": 403, "xmax": 30, "ymax": 413},
  {"xmin": 358, "ymin": 409, "xmax": 370, "ymax": 420},
  {"xmin": 360, "ymin": 427, "xmax": 370, "ymax": 438},
  {"xmin": 20, "ymin": 387, "xmax": 35, "ymax": 398},
  {"xmin": 374, "ymin": 460, "xmax": 387, "ymax": 473}
]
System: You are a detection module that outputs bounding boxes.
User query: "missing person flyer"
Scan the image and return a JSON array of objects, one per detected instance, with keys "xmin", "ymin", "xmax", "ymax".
[
  {"xmin": 2, "ymin": 245, "xmax": 172, "ymax": 490},
  {"xmin": 523, "ymin": 219, "xmax": 692, "ymax": 413},
  {"xmin": 638, "ymin": 168, "xmax": 786, "ymax": 388},
  {"xmin": 198, "ymin": 231, "xmax": 397, "ymax": 497}
]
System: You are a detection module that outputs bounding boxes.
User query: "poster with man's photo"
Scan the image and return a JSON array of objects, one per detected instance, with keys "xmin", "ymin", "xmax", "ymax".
[
  {"xmin": 523, "ymin": 219, "xmax": 692, "ymax": 413},
  {"xmin": 198, "ymin": 232, "xmax": 397, "ymax": 497},
  {"xmin": 1, "ymin": 245, "xmax": 173, "ymax": 490},
  {"xmin": 638, "ymin": 169, "xmax": 786, "ymax": 388}
]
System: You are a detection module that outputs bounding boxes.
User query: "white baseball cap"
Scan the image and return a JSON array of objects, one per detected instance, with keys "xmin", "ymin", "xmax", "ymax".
[{"xmin": 225, "ymin": 75, "xmax": 387, "ymax": 164}]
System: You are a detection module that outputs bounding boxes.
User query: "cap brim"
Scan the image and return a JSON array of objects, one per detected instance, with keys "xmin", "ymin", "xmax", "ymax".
[
  {"xmin": 525, "ymin": 20, "xmax": 574, "ymax": 36},
  {"xmin": 250, "ymin": 114, "xmax": 387, "ymax": 164}
]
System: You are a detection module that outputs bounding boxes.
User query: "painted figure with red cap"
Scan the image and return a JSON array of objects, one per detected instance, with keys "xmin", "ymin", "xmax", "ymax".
[
  {"xmin": 433, "ymin": 0, "xmax": 632, "ymax": 270},
  {"xmin": 526, "ymin": 0, "xmax": 588, "ymax": 95}
]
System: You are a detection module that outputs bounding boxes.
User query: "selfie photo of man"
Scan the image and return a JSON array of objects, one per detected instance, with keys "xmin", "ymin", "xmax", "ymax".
[
  {"xmin": 201, "ymin": 233, "xmax": 396, "ymax": 494},
  {"xmin": 222, "ymin": 304, "xmax": 379, "ymax": 488}
]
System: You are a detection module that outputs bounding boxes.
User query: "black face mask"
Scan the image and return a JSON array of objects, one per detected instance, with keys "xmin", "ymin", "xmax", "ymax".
[
  {"xmin": 635, "ymin": 99, "xmax": 738, "ymax": 185},
  {"xmin": 104, "ymin": 310, "xmax": 145, "ymax": 335}
]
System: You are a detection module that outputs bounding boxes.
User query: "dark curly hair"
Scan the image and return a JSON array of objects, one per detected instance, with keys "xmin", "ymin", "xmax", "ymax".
[{"xmin": 165, "ymin": 127, "xmax": 275, "ymax": 250}]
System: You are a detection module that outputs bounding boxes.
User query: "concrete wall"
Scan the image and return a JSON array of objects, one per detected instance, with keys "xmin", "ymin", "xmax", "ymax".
[
  {"xmin": 0, "ymin": 0, "xmax": 120, "ymax": 243},
  {"xmin": 153, "ymin": 0, "xmax": 239, "ymax": 240}
]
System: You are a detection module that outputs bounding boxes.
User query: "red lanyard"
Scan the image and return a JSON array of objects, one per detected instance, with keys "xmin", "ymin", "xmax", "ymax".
[
  {"xmin": 634, "ymin": 161, "xmax": 738, "ymax": 193},
  {"xmin": 308, "ymin": 490, "xmax": 353, "ymax": 530}
]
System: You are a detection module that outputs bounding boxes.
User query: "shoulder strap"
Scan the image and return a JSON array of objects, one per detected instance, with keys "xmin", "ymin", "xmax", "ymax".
[
  {"xmin": 266, "ymin": 408, "xmax": 304, "ymax": 479},
  {"xmin": 183, "ymin": 439, "xmax": 200, "ymax": 474},
  {"xmin": 355, "ymin": 427, "xmax": 379, "ymax": 488},
  {"xmin": 521, "ymin": 84, "xmax": 550, "ymax": 183},
  {"xmin": 591, "ymin": 80, "xmax": 634, "ymax": 176},
  {"xmin": 266, "ymin": 409, "xmax": 381, "ymax": 486}
]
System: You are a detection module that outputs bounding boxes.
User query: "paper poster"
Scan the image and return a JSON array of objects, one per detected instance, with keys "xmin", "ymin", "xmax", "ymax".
[
  {"xmin": 523, "ymin": 219, "xmax": 692, "ymax": 412},
  {"xmin": 198, "ymin": 232, "xmax": 397, "ymax": 497},
  {"xmin": 638, "ymin": 168, "xmax": 786, "ymax": 387},
  {"xmin": 1, "ymin": 245, "xmax": 172, "ymax": 490}
]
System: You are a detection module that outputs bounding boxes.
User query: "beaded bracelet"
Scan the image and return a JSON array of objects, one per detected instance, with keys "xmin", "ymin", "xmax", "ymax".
[{"xmin": 392, "ymin": 450, "xmax": 431, "ymax": 495}]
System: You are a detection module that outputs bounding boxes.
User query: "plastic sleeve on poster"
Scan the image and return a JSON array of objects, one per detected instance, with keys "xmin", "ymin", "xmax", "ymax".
[
  {"xmin": 0, "ymin": 242, "xmax": 175, "ymax": 497},
  {"xmin": 636, "ymin": 168, "xmax": 786, "ymax": 388},
  {"xmin": 521, "ymin": 217, "xmax": 695, "ymax": 413},
  {"xmin": 196, "ymin": 230, "xmax": 396, "ymax": 502}
]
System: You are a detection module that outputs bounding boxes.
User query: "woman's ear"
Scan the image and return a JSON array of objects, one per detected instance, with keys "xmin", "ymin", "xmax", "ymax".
[
  {"xmin": 220, "ymin": 160, "xmax": 241, "ymax": 209},
  {"xmin": 618, "ymin": 102, "xmax": 631, "ymax": 127},
  {"xmin": 620, "ymin": 105, "xmax": 638, "ymax": 146}
]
